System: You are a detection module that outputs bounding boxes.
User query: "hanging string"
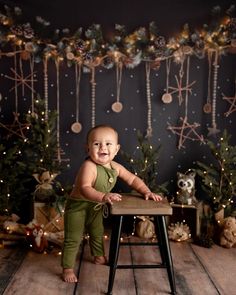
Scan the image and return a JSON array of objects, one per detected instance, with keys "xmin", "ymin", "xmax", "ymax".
[
  {"xmin": 90, "ymin": 66, "xmax": 96, "ymax": 128},
  {"xmin": 71, "ymin": 62, "xmax": 82, "ymax": 133},
  {"xmin": 178, "ymin": 60, "xmax": 185, "ymax": 105},
  {"xmin": 208, "ymin": 50, "xmax": 220, "ymax": 136},
  {"xmin": 203, "ymin": 50, "xmax": 213, "ymax": 114},
  {"xmin": 162, "ymin": 57, "xmax": 173, "ymax": 104},
  {"xmin": 55, "ymin": 58, "xmax": 61, "ymax": 162},
  {"xmin": 111, "ymin": 62, "xmax": 123, "ymax": 112},
  {"xmin": 19, "ymin": 52, "xmax": 25, "ymax": 97},
  {"xmin": 116, "ymin": 62, "xmax": 122, "ymax": 104},
  {"xmin": 75, "ymin": 62, "xmax": 81, "ymax": 123},
  {"xmin": 43, "ymin": 55, "xmax": 49, "ymax": 120},
  {"xmin": 166, "ymin": 58, "xmax": 171, "ymax": 92},
  {"xmin": 212, "ymin": 51, "xmax": 218, "ymax": 129},
  {"xmin": 145, "ymin": 61, "xmax": 152, "ymax": 138},
  {"xmin": 29, "ymin": 54, "xmax": 35, "ymax": 113},
  {"xmin": 184, "ymin": 56, "xmax": 190, "ymax": 119},
  {"xmin": 13, "ymin": 48, "xmax": 18, "ymax": 114}
]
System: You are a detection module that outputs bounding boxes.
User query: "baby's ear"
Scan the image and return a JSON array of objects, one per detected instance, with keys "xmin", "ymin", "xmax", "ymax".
[{"xmin": 116, "ymin": 144, "xmax": 121, "ymax": 154}]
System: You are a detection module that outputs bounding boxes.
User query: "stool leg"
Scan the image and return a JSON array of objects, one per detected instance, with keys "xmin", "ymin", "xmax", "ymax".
[
  {"xmin": 156, "ymin": 216, "xmax": 176, "ymax": 295},
  {"xmin": 155, "ymin": 216, "xmax": 166, "ymax": 266},
  {"xmin": 107, "ymin": 215, "xmax": 123, "ymax": 295}
]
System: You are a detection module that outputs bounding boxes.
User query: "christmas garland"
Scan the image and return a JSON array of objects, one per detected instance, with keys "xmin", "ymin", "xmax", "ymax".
[{"xmin": 0, "ymin": 5, "xmax": 235, "ymax": 68}]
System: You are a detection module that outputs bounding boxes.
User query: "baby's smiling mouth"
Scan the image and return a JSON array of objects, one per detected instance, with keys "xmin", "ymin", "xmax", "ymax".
[{"xmin": 99, "ymin": 152, "xmax": 108, "ymax": 156}]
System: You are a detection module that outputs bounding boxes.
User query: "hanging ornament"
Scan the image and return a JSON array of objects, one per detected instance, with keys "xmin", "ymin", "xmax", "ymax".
[
  {"xmin": 162, "ymin": 58, "xmax": 173, "ymax": 104},
  {"xmin": 29, "ymin": 54, "xmax": 35, "ymax": 113},
  {"xmin": 208, "ymin": 50, "xmax": 220, "ymax": 137},
  {"xmin": 90, "ymin": 66, "xmax": 96, "ymax": 128},
  {"xmin": 222, "ymin": 79, "xmax": 236, "ymax": 117},
  {"xmin": 55, "ymin": 58, "xmax": 61, "ymax": 162},
  {"xmin": 71, "ymin": 63, "xmax": 82, "ymax": 133},
  {"xmin": 43, "ymin": 55, "xmax": 49, "ymax": 120},
  {"xmin": 145, "ymin": 62, "xmax": 152, "ymax": 138},
  {"xmin": 111, "ymin": 62, "xmax": 123, "ymax": 113},
  {"xmin": 203, "ymin": 51, "xmax": 213, "ymax": 114},
  {"xmin": 168, "ymin": 57, "xmax": 195, "ymax": 106},
  {"xmin": 167, "ymin": 56, "xmax": 204, "ymax": 149},
  {"xmin": 1, "ymin": 49, "xmax": 30, "ymax": 139}
]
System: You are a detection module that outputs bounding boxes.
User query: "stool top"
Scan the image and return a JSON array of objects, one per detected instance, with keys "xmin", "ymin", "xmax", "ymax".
[{"xmin": 110, "ymin": 193, "xmax": 172, "ymax": 215}]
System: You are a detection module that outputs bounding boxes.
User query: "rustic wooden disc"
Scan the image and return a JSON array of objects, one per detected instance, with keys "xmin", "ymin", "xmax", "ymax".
[
  {"xmin": 161, "ymin": 93, "xmax": 172, "ymax": 104},
  {"xmin": 71, "ymin": 122, "xmax": 82, "ymax": 133},
  {"xmin": 203, "ymin": 103, "xmax": 212, "ymax": 114},
  {"xmin": 111, "ymin": 101, "xmax": 123, "ymax": 113}
]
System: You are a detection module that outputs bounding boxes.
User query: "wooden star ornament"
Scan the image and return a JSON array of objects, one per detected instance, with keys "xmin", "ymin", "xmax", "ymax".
[
  {"xmin": 222, "ymin": 93, "xmax": 236, "ymax": 117},
  {"xmin": 167, "ymin": 116, "xmax": 205, "ymax": 149}
]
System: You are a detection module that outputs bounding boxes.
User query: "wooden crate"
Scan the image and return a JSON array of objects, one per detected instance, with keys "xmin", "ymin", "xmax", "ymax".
[{"xmin": 168, "ymin": 203, "xmax": 201, "ymax": 238}]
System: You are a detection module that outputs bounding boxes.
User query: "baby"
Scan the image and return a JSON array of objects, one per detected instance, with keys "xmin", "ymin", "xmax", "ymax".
[{"xmin": 61, "ymin": 124, "xmax": 162, "ymax": 282}]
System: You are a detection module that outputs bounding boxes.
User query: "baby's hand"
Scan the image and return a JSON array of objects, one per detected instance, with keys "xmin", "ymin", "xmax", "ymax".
[
  {"xmin": 102, "ymin": 193, "xmax": 122, "ymax": 205},
  {"xmin": 144, "ymin": 192, "xmax": 162, "ymax": 201}
]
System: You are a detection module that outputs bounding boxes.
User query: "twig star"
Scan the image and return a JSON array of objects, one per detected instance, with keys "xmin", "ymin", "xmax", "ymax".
[
  {"xmin": 222, "ymin": 93, "xmax": 236, "ymax": 117},
  {"xmin": 4, "ymin": 67, "xmax": 37, "ymax": 96},
  {"xmin": 169, "ymin": 75, "xmax": 196, "ymax": 106},
  {"xmin": 167, "ymin": 116, "xmax": 205, "ymax": 149}
]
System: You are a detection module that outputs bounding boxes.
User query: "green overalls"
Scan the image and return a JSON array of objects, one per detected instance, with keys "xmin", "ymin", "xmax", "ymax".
[{"xmin": 61, "ymin": 164, "xmax": 117, "ymax": 269}]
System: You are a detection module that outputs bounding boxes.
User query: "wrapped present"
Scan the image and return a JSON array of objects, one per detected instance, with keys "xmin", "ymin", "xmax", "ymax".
[{"xmin": 34, "ymin": 202, "xmax": 64, "ymax": 233}]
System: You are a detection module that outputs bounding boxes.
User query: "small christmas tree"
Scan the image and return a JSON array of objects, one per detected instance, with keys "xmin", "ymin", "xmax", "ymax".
[
  {"xmin": 22, "ymin": 96, "xmax": 67, "ymax": 204},
  {"xmin": 0, "ymin": 96, "xmax": 69, "ymax": 219},
  {"xmin": 24, "ymin": 97, "xmax": 61, "ymax": 174},
  {"xmin": 121, "ymin": 131, "xmax": 169, "ymax": 195},
  {"xmin": 0, "ymin": 143, "xmax": 29, "ymax": 215},
  {"xmin": 196, "ymin": 130, "xmax": 236, "ymax": 218}
]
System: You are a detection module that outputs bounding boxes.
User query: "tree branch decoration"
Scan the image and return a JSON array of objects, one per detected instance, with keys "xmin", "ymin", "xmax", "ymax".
[{"xmin": 0, "ymin": 5, "xmax": 235, "ymax": 68}]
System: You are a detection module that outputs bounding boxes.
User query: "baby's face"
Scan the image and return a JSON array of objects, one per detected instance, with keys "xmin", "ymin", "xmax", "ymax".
[{"xmin": 87, "ymin": 127, "xmax": 120, "ymax": 167}]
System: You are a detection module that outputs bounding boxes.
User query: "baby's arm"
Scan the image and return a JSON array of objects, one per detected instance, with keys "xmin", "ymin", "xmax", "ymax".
[
  {"xmin": 74, "ymin": 160, "xmax": 121, "ymax": 203},
  {"xmin": 113, "ymin": 161, "xmax": 162, "ymax": 201}
]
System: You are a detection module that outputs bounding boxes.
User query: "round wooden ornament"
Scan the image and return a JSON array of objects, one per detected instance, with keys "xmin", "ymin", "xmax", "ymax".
[
  {"xmin": 203, "ymin": 103, "xmax": 212, "ymax": 114},
  {"xmin": 71, "ymin": 122, "xmax": 82, "ymax": 133},
  {"xmin": 111, "ymin": 101, "xmax": 123, "ymax": 113},
  {"xmin": 162, "ymin": 93, "xmax": 173, "ymax": 104}
]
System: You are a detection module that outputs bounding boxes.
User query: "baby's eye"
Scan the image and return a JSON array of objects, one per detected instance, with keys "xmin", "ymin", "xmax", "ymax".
[
  {"xmin": 106, "ymin": 142, "xmax": 112, "ymax": 146},
  {"xmin": 93, "ymin": 142, "xmax": 100, "ymax": 146}
]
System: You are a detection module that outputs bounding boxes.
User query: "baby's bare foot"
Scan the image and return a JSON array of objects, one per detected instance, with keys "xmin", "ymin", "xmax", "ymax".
[
  {"xmin": 94, "ymin": 256, "xmax": 108, "ymax": 265},
  {"xmin": 62, "ymin": 268, "xmax": 78, "ymax": 283}
]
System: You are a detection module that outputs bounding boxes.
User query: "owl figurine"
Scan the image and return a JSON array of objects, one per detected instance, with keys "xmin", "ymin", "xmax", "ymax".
[{"xmin": 175, "ymin": 171, "xmax": 197, "ymax": 205}]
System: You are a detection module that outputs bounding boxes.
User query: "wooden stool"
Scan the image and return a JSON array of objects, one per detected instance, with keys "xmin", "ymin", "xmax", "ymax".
[{"xmin": 107, "ymin": 194, "xmax": 176, "ymax": 295}]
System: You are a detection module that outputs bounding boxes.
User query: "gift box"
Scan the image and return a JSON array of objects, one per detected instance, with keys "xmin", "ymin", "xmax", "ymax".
[{"xmin": 34, "ymin": 202, "xmax": 64, "ymax": 233}]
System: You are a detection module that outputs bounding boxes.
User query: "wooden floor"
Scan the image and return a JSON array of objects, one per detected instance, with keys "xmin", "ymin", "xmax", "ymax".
[{"xmin": 1, "ymin": 235, "xmax": 236, "ymax": 295}]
